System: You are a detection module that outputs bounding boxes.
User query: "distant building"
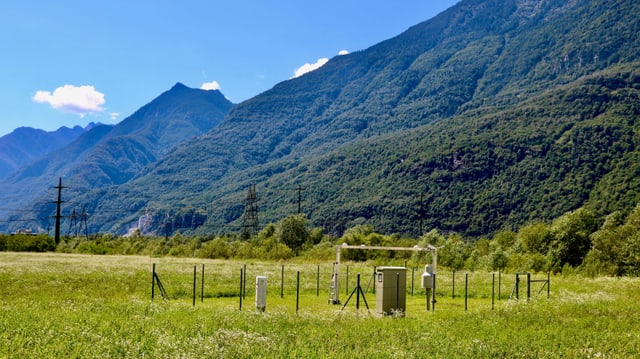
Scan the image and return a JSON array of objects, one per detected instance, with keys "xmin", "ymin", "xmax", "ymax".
[{"xmin": 11, "ymin": 229, "xmax": 36, "ymax": 235}]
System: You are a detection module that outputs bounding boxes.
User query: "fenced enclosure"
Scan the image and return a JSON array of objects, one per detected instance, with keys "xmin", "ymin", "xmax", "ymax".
[
  {"xmin": 149, "ymin": 259, "xmax": 551, "ymax": 314},
  {"xmin": 2, "ymin": 252, "xmax": 639, "ymax": 358}
]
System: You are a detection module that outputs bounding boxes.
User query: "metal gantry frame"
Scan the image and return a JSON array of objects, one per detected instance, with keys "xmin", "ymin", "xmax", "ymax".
[{"xmin": 329, "ymin": 243, "xmax": 438, "ymax": 305}]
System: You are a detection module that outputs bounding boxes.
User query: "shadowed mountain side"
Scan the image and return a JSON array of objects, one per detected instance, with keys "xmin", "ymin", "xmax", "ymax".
[
  {"xmin": 0, "ymin": 125, "xmax": 89, "ymax": 180},
  {"xmin": 0, "ymin": 84, "xmax": 233, "ymax": 233},
  {"xmin": 9, "ymin": 0, "xmax": 640, "ymax": 237}
]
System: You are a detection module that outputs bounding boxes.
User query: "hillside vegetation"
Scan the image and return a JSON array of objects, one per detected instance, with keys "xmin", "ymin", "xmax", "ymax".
[
  {"xmin": 0, "ymin": 125, "xmax": 88, "ymax": 180},
  {"xmin": 0, "ymin": 84, "xmax": 233, "ymax": 232},
  {"xmin": 78, "ymin": 0, "xmax": 640, "ymax": 239},
  {"xmin": 4, "ymin": 198, "xmax": 640, "ymax": 276},
  {"xmin": 3, "ymin": 0, "xmax": 640, "ymax": 243}
]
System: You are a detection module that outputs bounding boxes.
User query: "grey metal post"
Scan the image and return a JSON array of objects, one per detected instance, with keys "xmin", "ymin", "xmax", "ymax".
[
  {"xmin": 151, "ymin": 263, "xmax": 156, "ymax": 301},
  {"xmin": 464, "ymin": 273, "xmax": 468, "ymax": 311},
  {"xmin": 492, "ymin": 273, "xmax": 495, "ymax": 310},
  {"xmin": 411, "ymin": 267, "xmax": 415, "ymax": 296},
  {"xmin": 296, "ymin": 271, "xmax": 300, "ymax": 314},
  {"xmin": 201, "ymin": 264, "xmax": 205, "ymax": 302},
  {"xmin": 426, "ymin": 288, "xmax": 430, "ymax": 311},
  {"xmin": 547, "ymin": 272, "xmax": 550, "ymax": 299},
  {"xmin": 452, "ymin": 270, "xmax": 455, "ymax": 298},
  {"xmin": 243, "ymin": 264, "xmax": 247, "ymax": 299},
  {"xmin": 372, "ymin": 266, "xmax": 376, "ymax": 294},
  {"xmin": 346, "ymin": 265, "xmax": 349, "ymax": 296},
  {"xmin": 193, "ymin": 265, "xmax": 197, "ymax": 307},
  {"xmin": 432, "ymin": 273, "xmax": 436, "ymax": 312},
  {"xmin": 239, "ymin": 268, "xmax": 243, "ymax": 311},
  {"xmin": 356, "ymin": 274, "xmax": 361, "ymax": 310}
]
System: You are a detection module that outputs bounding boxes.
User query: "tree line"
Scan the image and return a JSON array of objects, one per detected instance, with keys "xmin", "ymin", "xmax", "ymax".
[{"xmin": 3, "ymin": 205, "xmax": 639, "ymax": 276}]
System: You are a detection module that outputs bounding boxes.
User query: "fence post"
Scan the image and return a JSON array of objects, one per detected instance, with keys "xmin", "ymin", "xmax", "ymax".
[
  {"xmin": 239, "ymin": 268, "xmax": 243, "ymax": 311},
  {"xmin": 464, "ymin": 273, "xmax": 468, "ymax": 311},
  {"xmin": 346, "ymin": 265, "xmax": 349, "ymax": 296},
  {"xmin": 547, "ymin": 272, "xmax": 550, "ymax": 299},
  {"xmin": 192, "ymin": 265, "xmax": 197, "ymax": 307},
  {"xmin": 492, "ymin": 273, "xmax": 495, "ymax": 311},
  {"xmin": 296, "ymin": 271, "xmax": 300, "ymax": 314},
  {"xmin": 372, "ymin": 266, "xmax": 376, "ymax": 294},
  {"xmin": 411, "ymin": 267, "xmax": 415, "ymax": 296},
  {"xmin": 151, "ymin": 263, "xmax": 156, "ymax": 301},
  {"xmin": 432, "ymin": 273, "xmax": 436, "ymax": 312},
  {"xmin": 356, "ymin": 274, "xmax": 361, "ymax": 310},
  {"xmin": 201, "ymin": 264, "xmax": 205, "ymax": 302},
  {"xmin": 452, "ymin": 270, "xmax": 455, "ymax": 299},
  {"xmin": 243, "ymin": 264, "xmax": 247, "ymax": 300},
  {"xmin": 281, "ymin": 265, "xmax": 284, "ymax": 298}
]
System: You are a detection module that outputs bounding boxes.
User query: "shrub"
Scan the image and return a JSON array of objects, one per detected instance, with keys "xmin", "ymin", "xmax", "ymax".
[
  {"xmin": 276, "ymin": 215, "xmax": 309, "ymax": 253},
  {"xmin": 3, "ymin": 234, "xmax": 56, "ymax": 252},
  {"xmin": 197, "ymin": 237, "xmax": 231, "ymax": 259}
]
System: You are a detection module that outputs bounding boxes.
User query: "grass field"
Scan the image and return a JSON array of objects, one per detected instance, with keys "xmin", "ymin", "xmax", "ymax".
[{"xmin": 0, "ymin": 252, "xmax": 638, "ymax": 358}]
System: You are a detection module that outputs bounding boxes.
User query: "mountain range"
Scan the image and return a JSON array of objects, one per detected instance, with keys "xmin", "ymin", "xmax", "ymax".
[
  {"xmin": 0, "ymin": 84, "xmax": 232, "ymax": 233},
  {"xmin": 0, "ymin": 124, "xmax": 94, "ymax": 180},
  {"xmin": 1, "ymin": 0, "xmax": 639, "ymax": 238}
]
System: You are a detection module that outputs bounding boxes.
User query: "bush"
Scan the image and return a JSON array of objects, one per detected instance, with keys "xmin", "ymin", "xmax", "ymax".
[
  {"xmin": 197, "ymin": 237, "xmax": 231, "ymax": 259},
  {"xmin": 276, "ymin": 215, "xmax": 309, "ymax": 253},
  {"xmin": 299, "ymin": 240, "xmax": 336, "ymax": 261},
  {"xmin": 76, "ymin": 240, "xmax": 108, "ymax": 255},
  {"xmin": 2, "ymin": 234, "xmax": 56, "ymax": 252}
]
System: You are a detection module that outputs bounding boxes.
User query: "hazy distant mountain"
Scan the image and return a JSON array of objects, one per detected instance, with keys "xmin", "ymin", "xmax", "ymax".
[
  {"xmin": 0, "ymin": 125, "xmax": 90, "ymax": 180},
  {"xmin": 8, "ymin": 0, "xmax": 640, "ymax": 237},
  {"xmin": 0, "ymin": 83, "xmax": 233, "ymax": 233}
]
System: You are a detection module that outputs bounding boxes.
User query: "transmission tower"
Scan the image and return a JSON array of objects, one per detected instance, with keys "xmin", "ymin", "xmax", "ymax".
[
  {"xmin": 241, "ymin": 184, "xmax": 259, "ymax": 238},
  {"xmin": 53, "ymin": 177, "xmax": 66, "ymax": 244},
  {"xmin": 67, "ymin": 208, "xmax": 78, "ymax": 237},
  {"xmin": 78, "ymin": 207, "xmax": 89, "ymax": 240}
]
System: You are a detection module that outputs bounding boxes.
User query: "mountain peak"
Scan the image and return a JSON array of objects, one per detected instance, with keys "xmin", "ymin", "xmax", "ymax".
[
  {"xmin": 4, "ymin": 0, "xmax": 640, "ymax": 239},
  {"xmin": 170, "ymin": 82, "xmax": 189, "ymax": 91}
]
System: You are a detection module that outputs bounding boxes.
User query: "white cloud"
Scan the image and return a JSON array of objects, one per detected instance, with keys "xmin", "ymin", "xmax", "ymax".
[
  {"xmin": 201, "ymin": 80, "xmax": 221, "ymax": 91},
  {"xmin": 109, "ymin": 112, "xmax": 120, "ymax": 121},
  {"xmin": 33, "ymin": 84, "xmax": 105, "ymax": 117},
  {"xmin": 292, "ymin": 50, "xmax": 349, "ymax": 78},
  {"xmin": 293, "ymin": 57, "xmax": 329, "ymax": 78}
]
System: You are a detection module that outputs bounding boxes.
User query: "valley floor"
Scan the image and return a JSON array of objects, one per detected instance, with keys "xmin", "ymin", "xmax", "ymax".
[{"xmin": 0, "ymin": 252, "xmax": 638, "ymax": 358}]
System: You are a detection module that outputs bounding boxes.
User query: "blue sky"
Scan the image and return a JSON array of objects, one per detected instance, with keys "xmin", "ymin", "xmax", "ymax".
[{"xmin": 0, "ymin": 0, "xmax": 458, "ymax": 137}]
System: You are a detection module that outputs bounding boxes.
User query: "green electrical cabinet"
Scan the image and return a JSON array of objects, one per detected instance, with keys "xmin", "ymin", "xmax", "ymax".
[{"xmin": 375, "ymin": 266, "xmax": 406, "ymax": 316}]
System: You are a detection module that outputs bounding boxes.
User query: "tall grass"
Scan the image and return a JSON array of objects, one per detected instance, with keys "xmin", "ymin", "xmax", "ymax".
[{"xmin": 0, "ymin": 252, "xmax": 638, "ymax": 358}]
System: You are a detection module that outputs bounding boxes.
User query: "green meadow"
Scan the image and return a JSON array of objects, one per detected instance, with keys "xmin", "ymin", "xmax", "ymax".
[{"xmin": 0, "ymin": 252, "xmax": 638, "ymax": 358}]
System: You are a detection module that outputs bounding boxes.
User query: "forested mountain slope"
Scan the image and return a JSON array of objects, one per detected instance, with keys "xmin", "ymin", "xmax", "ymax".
[
  {"xmin": 16, "ymin": 0, "xmax": 640, "ymax": 236},
  {"xmin": 0, "ymin": 125, "xmax": 88, "ymax": 180},
  {"xmin": 0, "ymin": 84, "xmax": 233, "ymax": 232}
]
